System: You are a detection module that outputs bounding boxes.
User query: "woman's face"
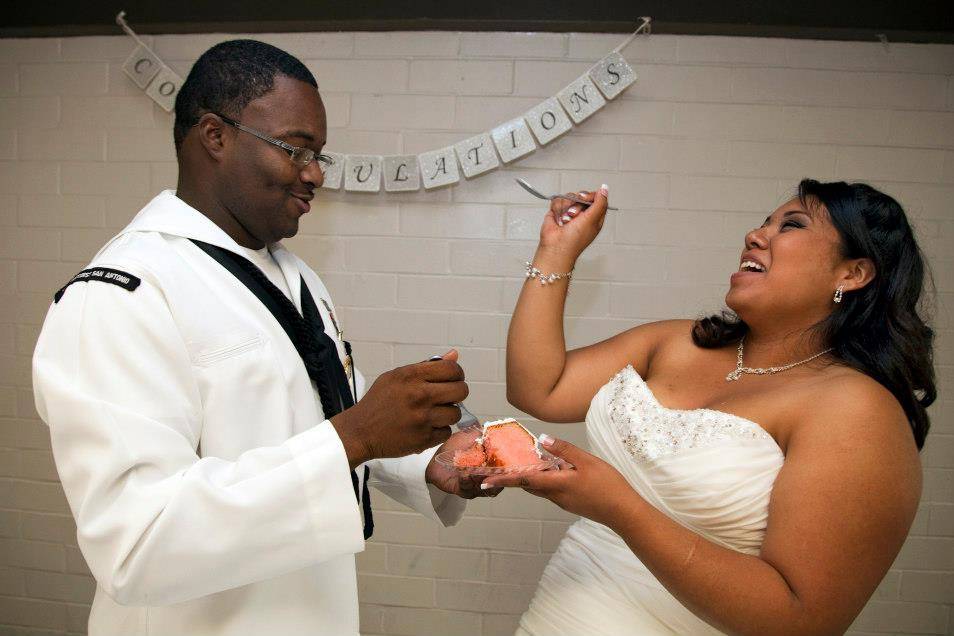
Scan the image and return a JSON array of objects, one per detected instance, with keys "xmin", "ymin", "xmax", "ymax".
[{"xmin": 725, "ymin": 196, "xmax": 848, "ymax": 325}]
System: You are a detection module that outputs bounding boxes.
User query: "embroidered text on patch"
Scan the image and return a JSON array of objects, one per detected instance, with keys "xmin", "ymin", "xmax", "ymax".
[{"xmin": 54, "ymin": 268, "xmax": 142, "ymax": 303}]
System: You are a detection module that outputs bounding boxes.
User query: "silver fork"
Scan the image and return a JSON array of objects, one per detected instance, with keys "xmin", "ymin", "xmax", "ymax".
[
  {"xmin": 428, "ymin": 355, "xmax": 480, "ymax": 431},
  {"xmin": 515, "ymin": 178, "xmax": 619, "ymax": 211}
]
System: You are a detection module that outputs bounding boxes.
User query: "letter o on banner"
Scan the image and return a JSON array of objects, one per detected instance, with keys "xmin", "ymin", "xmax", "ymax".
[
  {"xmin": 524, "ymin": 97, "xmax": 573, "ymax": 146},
  {"xmin": 145, "ymin": 66, "xmax": 183, "ymax": 112}
]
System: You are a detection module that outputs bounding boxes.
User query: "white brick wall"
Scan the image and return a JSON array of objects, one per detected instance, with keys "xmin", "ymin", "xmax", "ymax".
[{"xmin": 0, "ymin": 30, "xmax": 951, "ymax": 636}]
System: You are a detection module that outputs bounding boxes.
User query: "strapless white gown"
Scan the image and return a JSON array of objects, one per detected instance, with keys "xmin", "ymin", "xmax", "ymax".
[{"xmin": 516, "ymin": 366, "xmax": 785, "ymax": 636}]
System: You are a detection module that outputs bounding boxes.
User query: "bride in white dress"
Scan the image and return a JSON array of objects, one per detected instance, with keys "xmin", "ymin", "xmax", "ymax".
[{"xmin": 483, "ymin": 180, "xmax": 934, "ymax": 635}]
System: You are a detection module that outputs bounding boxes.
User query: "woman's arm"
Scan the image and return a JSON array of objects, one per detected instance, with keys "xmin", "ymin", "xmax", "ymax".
[
  {"xmin": 485, "ymin": 377, "xmax": 921, "ymax": 635},
  {"xmin": 506, "ymin": 185, "xmax": 679, "ymax": 422}
]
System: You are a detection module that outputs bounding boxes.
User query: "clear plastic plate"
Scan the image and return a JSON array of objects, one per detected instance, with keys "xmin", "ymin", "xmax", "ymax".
[
  {"xmin": 435, "ymin": 419, "xmax": 564, "ymax": 476},
  {"xmin": 434, "ymin": 448, "xmax": 562, "ymax": 476}
]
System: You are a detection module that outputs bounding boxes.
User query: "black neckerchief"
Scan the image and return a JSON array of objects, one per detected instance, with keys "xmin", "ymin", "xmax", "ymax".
[{"xmin": 190, "ymin": 239, "xmax": 373, "ymax": 539}]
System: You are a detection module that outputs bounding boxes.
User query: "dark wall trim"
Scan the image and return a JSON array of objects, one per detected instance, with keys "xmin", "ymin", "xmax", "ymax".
[{"xmin": 4, "ymin": 2, "xmax": 953, "ymax": 44}]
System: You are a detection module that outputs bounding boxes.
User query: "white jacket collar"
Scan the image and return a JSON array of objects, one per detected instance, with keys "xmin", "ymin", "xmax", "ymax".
[
  {"xmin": 114, "ymin": 190, "xmax": 303, "ymax": 308},
  {"xmin": 121, "ymin": 190, "xmax": 290, "ymax": 258}
]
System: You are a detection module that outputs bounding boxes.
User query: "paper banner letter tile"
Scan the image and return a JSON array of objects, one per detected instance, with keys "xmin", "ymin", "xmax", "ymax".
[
  {"xmin": 454, "ymin": 133, "xmax": 500, "ymax": 179},
  {"xmin": 588, "ymin": 52, "xmax": 637, "ymax": 100},
  {"xmin": 321, "ymin": 151, "xmax": 344, "ymax": 190},
  {"xmin": 491, "ymin": 118, "xmax": 536, "ymax": 164},
  {"xmin": 122, "ymin": 45, "xmax": 161, "ymax": 89},
  {"xmin": 524, "ymin": 97, "xmax": 573, "ymax": 146},
  {"xmin": 418, "ymin": 147, "xmax": 460, "ymax": 190},
  {"xmin": 383, "ymin": 155, "xmax": 421, "ymax": 192},
  {"xmin": 557, "ymin": 75, "xmax": 607, "ymax": 124},
  {"xmin": 344, "ymin": 155, "xmax": 382, "ymax": 192},
  {"xmin": 145, "ymin": 66, "xmax": 183, "ymax": 112}
]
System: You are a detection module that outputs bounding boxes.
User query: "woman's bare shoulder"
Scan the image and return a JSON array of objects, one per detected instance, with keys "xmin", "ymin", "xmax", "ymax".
[
  {"xmin": 791, "ymin": 365, "xmax": 920, "ymax": 475},
  {"xmin": 611, "ymin": 319, "xmax": 697, "ymax": 371}
]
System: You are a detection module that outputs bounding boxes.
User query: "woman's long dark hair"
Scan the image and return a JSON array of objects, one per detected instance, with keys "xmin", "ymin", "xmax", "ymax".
[{"xmin": 692, "ymin": 179, "xmax": 935, "ymax": 449}]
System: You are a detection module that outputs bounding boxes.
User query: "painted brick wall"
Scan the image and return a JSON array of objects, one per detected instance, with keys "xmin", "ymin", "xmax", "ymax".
[{"xmin": 0, "ymin": 30, "xmax": 952, "ymax": 636}]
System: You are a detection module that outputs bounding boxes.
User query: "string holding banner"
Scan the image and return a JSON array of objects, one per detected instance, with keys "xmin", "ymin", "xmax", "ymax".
[
  {"xmin": 116, "ymin": 12, "xmax": 651, "ymax": 192},
  {"xmin": 117, "ymin": 12, "xmax": 184, "ymax": 112}
]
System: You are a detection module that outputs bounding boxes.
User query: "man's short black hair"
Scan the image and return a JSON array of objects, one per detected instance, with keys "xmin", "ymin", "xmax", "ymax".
[{"xmin": 173, "ymin": 39, "xmax": 317, "ymax": 152}]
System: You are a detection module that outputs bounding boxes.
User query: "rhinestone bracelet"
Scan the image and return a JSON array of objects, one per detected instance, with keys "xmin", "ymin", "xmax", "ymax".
[{"xmin": 525, "ymin": 261, "xmax": 573, "ymax": 286}]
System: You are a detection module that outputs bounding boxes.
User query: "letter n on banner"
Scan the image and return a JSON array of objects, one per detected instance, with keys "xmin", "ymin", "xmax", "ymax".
[{"xmin": 557, "ymin": 75, "xmax": 606, "ymax": 124}]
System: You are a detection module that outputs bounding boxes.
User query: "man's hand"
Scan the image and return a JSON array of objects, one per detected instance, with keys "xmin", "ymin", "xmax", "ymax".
[
  {"xmin": 330, "ymin": 350, "xmax": 468, "ymax": 468},
  {"xmin": 425, "ymin": 429, "xmax": 504, "ymax": 499}
]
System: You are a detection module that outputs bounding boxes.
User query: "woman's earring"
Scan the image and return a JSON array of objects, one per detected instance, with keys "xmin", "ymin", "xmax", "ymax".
[{"xmin": 833, "ymin": 285, "xmax": 845, "ymax": 304}]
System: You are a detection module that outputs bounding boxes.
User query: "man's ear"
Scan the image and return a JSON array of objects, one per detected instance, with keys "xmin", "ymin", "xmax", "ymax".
[
  {"xmin": 842, "ymin": 257, "xmax": 876, "ymax": 293},
  {"xmin": 194, "ymin": 112, "xmax": 228, "ymax": 162}
]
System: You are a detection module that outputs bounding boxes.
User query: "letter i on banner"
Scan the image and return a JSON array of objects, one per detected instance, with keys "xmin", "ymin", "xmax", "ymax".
[{"xmin": 491, "ymin": 118, "xmax": 536, "ymax": 163}]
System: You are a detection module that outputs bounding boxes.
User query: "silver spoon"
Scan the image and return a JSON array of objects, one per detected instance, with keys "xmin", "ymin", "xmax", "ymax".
[
  {"xmin": 515, "ymin": 178, "xmax": 619, "ymax": 211},
  {"xmin": 428, "ymin": 355, "xmax": 480, "ymax": 431}
]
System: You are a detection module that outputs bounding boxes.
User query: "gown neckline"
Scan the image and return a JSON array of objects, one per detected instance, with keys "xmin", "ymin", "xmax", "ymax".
[{"xmin": 614, "ymin": 364, "xmax": 785, "ymax": 458}]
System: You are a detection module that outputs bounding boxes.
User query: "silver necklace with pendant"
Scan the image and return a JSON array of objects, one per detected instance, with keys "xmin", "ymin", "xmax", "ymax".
[{"xmin": 726, "ymin": 337, "xmax": 833, "ymax": 382}]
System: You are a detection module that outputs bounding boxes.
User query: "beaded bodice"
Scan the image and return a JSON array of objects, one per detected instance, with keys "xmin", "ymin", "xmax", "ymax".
[
  {"xmin": 608, "ymin": 365, "xmax": 778, "ymax": 464},
  {"xmin": 584, "ymin": 365, "xmax": 785, "ymax": 555}
]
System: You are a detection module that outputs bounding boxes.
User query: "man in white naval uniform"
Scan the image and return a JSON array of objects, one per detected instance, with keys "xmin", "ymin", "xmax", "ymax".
[{"xmin": 32, "ymin": 40, "xmax": 497, "ymax": 635}]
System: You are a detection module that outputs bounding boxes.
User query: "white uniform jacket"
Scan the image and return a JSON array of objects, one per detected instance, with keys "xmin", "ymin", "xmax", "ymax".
[{"xmin": 32, "ymin": 190, "xmax": 465, "ymax": 635}]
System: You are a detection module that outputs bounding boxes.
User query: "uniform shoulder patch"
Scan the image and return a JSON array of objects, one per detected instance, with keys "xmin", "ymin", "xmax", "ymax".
[{"xmin": 54, "ymin": 267, "xmax": 142, "ymax": 303}]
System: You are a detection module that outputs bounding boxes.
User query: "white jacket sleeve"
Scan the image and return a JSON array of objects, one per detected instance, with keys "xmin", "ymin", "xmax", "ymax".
[
  {"xmin": 350, "ymin": 368, "xmax": 466, "ymax": 526},
  {"xmin": 32, "ymin": 270, "xmax": 364, "ymax": 607},
  {"xmin": 367, "ymin": 450, "xmax": 466, "ymax": 526}
]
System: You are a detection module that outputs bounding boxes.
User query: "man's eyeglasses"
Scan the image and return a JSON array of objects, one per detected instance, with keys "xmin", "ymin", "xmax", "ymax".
[{"xmin": 212, "ymin": 112, "xmax": 334, "ymax": 171}]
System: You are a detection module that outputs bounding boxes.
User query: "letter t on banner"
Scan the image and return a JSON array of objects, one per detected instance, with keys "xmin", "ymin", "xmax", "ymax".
[{"xmin": 454, "ymin": 133, "xmax": 500, "ymax": 178}]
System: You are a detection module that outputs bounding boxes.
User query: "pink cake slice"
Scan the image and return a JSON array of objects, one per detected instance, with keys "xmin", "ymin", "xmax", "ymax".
[
  {"xmin": 483, "ymin": 420, "xmax": 544, "ymax": 467},
  {"xmin": 453, "ymin": 444, "xmax": 487, "ymax": 468}
]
